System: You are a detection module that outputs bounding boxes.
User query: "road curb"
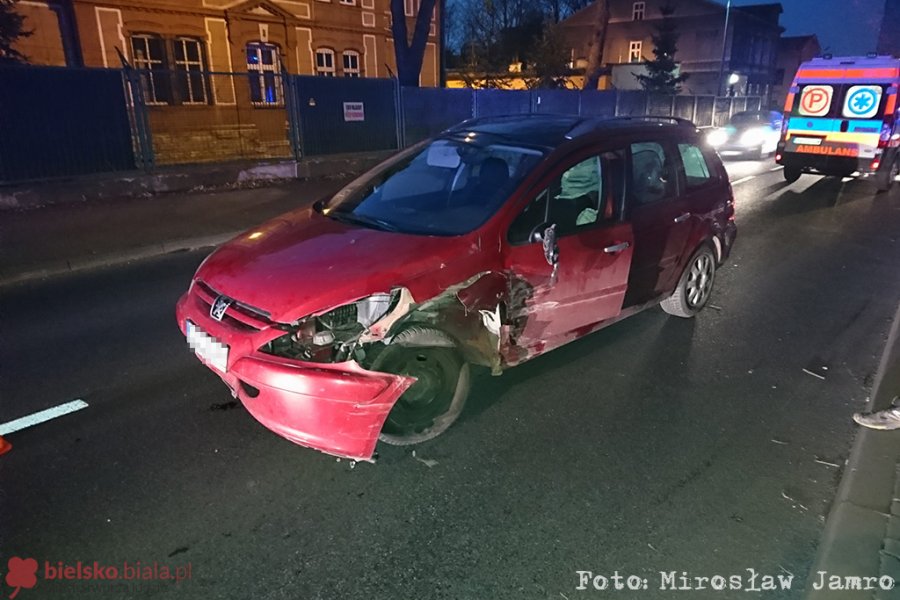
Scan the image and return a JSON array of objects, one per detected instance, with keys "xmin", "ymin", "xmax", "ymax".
[
  {"xmin": 806, "ymin": 301, "xmax": 900, "ymax": 598},
  {"xmin": 0, "ymin": 231, "xmax": 240, "ymax": 288}
]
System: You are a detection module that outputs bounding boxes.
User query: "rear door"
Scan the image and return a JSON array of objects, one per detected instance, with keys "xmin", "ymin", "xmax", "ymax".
[
  {"xmin": 622, "ymin": 140, "xmax": 691, "ymax": 306},
  {"xmin": 504, "ymin": 146, "xmax": 633, "ymax": 352}
]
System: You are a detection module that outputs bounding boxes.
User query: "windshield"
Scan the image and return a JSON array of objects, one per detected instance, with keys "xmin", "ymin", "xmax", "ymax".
[
  {"xmin": 320, "ymin": 138, "xmax": 545, "ymax": 236},
  {"xmin": 729, "ymin": 111, "xmax": 766, "ymax": 127}
]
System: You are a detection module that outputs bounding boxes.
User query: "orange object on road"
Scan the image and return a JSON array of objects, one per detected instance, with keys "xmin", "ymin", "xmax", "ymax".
[{"xmin": 0, "ymin": 436, "xmax": 12, "ymax": 455}]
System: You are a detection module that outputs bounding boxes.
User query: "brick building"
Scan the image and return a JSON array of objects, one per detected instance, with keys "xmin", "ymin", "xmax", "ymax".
[
  {"xmin": 12, "ymin": 0, "xmax": 440, "ymax": 163},
  {"xmin": 559, "ymin": 0, "xmax": 784, "ymax": 98},
  {"xmin": 14, "ymin": 0, "xmax": 440, "ymax": 82},
  {"xmin": 878, "ymin": 0, "xmax": 899, "ymax": 56},
  {"xmin": 771, "ymin": 34, "xmax": 820, "ymax": 108}
]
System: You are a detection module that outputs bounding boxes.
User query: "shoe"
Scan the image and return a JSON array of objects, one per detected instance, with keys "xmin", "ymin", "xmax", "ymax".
[{"xmin": 853, "ymin": 407, "xmax": 900, "ymax": 430}]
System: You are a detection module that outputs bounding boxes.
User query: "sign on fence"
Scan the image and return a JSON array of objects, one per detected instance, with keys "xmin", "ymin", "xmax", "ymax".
[{"xmin": 343, "ymin": 102, "xmax": 365, "ymax": 122}]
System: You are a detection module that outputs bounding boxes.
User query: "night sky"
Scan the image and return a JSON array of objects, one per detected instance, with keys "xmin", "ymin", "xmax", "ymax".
[{"xmin": 724, "ymin": 0, "xmax": 887, "ymax": 55}]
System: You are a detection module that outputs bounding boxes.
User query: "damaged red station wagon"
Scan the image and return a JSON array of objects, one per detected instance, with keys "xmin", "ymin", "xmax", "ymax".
[{"xmin": 176, "ymin": 115, "xmax": 737, "ymax": 461}]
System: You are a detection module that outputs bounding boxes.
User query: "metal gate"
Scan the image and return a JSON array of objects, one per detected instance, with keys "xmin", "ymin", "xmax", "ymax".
[{"xmin": 0, "ymin": 66, "xmax": 135, "ymax": 182}]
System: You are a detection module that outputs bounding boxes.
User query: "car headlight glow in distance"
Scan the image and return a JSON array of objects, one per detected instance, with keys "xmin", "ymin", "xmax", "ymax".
[
  {"xmin": 707, "ymin": 129, "xmax": 729, "ymax": 147},
  {"xmin": 739, "ymin": 127, "xmax": 768, "ymax": 147}
]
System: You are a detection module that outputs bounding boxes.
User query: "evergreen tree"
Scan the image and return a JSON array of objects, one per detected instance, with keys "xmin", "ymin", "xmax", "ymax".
[
  {"xmin": 635, "ymin": 3, "xmax": 688, "ymax": 94},
  {"xmin": 0, "ymin": 0, "xmax": 31, "ymax": 64},
  {"xmin": 525, "ymin": 23, "xmax": 572, "ymax": 89}
]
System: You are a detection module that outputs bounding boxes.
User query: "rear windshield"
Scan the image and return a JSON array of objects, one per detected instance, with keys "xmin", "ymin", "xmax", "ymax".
[{"xmin": 792, "ymin": 84, "xmax": 889, "ymax": 119}]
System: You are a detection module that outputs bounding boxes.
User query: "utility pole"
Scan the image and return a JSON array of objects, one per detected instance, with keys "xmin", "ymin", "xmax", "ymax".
[{"xmin": 716, "ymin": 0, "xmax": 732, "ymax": 97}]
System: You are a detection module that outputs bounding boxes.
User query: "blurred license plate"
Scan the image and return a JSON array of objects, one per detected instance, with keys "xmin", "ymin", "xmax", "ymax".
[{"xmin": 186, "ymin": 320, "xmax": 229, "ymax": 372}]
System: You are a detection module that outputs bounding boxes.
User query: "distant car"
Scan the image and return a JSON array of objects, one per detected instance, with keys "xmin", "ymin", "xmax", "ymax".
[
  {"xmin": 707, "ymin": 110, "xmax": 783, "ymax": 159},
  {"xmin": 175, "ymin": 115, "xmax": 737, "ymax": 461}
]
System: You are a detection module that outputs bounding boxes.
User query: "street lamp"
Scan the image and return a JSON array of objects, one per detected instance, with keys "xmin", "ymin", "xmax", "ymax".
[
  {"xmin": 728, "ymin": 72, "xmax": 740, "ymax": 97},
  {"xmin": 716, "ymin": 0, "xmax": 732, "ymax": 97}
]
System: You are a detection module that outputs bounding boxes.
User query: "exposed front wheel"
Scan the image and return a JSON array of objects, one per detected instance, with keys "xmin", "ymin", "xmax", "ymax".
[
  {"xmin": 661, "ymin": 246, "xmax": 717, "ymax": 319},
  {"xmin": 783, "ymin": 166, "xmax": 801, "ymax": 183},
  {"xmin": 875, "ymin": 158, "xmax": 899, "ymax": 193},
  {"xmin": 374, "ymin": 327, "xmax": 470, "ymax": 446}
]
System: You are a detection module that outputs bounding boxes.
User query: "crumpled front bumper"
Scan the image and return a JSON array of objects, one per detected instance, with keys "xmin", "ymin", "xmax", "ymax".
[{"xmin": 176, "ymin": 291, "xmax": 414, "ymax": 461}]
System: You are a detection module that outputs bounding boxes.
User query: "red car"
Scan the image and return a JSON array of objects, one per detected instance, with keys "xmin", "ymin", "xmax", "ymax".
[{"xmin": 176, "ymin": 115, "xmax": 736, "ymax": 461}]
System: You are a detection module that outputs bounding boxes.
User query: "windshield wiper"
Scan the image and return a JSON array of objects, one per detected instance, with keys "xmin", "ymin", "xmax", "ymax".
[{"xmin": 327, "ymin": 211, "xmax": 400, "ymax": 233}]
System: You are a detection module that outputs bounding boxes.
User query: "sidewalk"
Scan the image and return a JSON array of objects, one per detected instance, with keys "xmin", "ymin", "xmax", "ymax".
[
  {"xmin": 807, "ymin": 301, "xmax": 900, "ymax": 598},
  {"xmin": 0, "ymin": 177, "xmax": 349, "ymax": 286},
  {"xmin": 0, "ymin": 151, "xmax": 392, "ymax": 211}
]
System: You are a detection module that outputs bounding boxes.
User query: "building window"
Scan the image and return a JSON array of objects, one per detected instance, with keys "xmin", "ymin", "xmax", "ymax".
[
  {"xmin": 173, "ymin": 37, "xmax": 207, "ymax": 104},
  {"xmin": 629, "ymin": 41, "xmax": 642, "ymax": 63},
  {"xmin": 316, "ymin": 48, "xmax": 336, "ymax": 76},
  {"xmin": 130, "ymin": 34, "xmax": 171, "ymax": 104},
  {"xmin": 339, "ymin": 0, "xmax": 356, "ymax": 4},
  {"xmin": 246, "ymin": 42, "xmax": 282, "ymax": 105},
  {"xmin": 342, "ymin": 51, "xmax": 360, "ymax": 77},
  {"xmin": 404, "ymin": 0, "xmax": 414, "ymax": 16},
  {"xmin": 632, "ymin": 2, "xmax": 645, "ymax": 21}
]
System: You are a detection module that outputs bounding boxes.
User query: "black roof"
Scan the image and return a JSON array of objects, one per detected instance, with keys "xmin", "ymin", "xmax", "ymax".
[{"xmin": 443, "ymin": 114, "xmax": 697, "ymax": 149}]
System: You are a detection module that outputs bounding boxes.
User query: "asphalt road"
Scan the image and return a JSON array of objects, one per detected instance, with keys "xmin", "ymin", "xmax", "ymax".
[{"xmin": 2, "ymin": 159, "xmax": 900, "ymax": 599}]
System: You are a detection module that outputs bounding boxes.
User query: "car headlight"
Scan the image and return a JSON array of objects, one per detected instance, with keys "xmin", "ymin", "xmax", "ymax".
[
  {"xmin": 739, "ymin": 127, "xmax": 767, "ymax": 147},
  {"xmin": 707, "ymin": 129, "xmax": 729, "ymax": 147},
  {"xmin": 261, "ymin": 290, "xmax": 401, "ymax": 362}
]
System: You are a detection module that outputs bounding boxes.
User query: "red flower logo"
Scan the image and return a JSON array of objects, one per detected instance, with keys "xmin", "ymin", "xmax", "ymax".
[{"xmin": 5, "ymin": 558, "xmax": 37, "ymax": 599}]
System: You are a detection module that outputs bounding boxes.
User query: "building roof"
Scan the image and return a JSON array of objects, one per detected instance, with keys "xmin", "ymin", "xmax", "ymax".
[
  {"xmin": 778, "ymin": 35, "xmax": 821, "ymax": 53},
  {"xmin": 559, "ymin": 0, "xmax": 784, "ymax": 29}
]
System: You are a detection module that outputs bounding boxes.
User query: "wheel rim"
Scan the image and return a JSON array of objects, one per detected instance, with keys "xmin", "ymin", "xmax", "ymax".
[
  {"xmin": 379, "ymin": 348, "xmax": 458, "ymax": 436},
  {"xmin": 685, "ymin": 253, "xmax": 714, "ymax": 308}
]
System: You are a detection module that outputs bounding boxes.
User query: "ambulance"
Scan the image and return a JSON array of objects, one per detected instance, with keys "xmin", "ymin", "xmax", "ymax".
[{"xmin": 775, "ymin": 54, "xmax": 900, "ymax": 191}]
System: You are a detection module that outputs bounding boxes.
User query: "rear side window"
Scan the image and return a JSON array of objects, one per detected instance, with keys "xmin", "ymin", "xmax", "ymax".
[
  {"xmin": 629, "ymin": 142, "xmax": 676, "ymax": 205},
  {"xmin": 797, "ymin": 85, "xmax": 834, "ymax": 117},
  {"xmin": 677, "ymin": 143, "xmax": 712, "ymax": 188},
  {"xmin": 842, "ymin": 85, "xmax": 884, "ymax": 119}
]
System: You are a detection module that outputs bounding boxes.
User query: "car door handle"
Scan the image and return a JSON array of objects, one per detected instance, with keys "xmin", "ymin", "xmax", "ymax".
[
  {"xmin": 603, "ymin": 242, "xmax": 631, "ymax": 254},
  {"xmin": 674, "ymin": 212, "xmax": 691, "ymax": 223}
]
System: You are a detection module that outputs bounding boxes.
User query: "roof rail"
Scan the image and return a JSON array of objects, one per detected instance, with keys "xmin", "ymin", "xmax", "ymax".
[{"xmin": 565, "ymin": 115, "xmax": 696, "ymax": 139}]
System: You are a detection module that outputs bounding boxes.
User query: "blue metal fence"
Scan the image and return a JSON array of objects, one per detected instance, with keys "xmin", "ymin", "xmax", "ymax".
[
  {"xmin": 0, "ymin": 66, "xmax": 135, "ymax": 182},
  {"xmin": 0, "ymin": 65, "xmax": 766, "ymax": 183},
  {"xmin": 401, "ymin": 87, "xmax": 473, "ymax": 146},
  {"xmin": 293, "ymin": 75, "xmax": 398, "ymax": 156}
]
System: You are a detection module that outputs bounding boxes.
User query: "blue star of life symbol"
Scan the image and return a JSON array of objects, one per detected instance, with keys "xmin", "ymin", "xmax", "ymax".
[{"xmin": 848, "ymin": 89, "xmax": 876, "ymax": 115}]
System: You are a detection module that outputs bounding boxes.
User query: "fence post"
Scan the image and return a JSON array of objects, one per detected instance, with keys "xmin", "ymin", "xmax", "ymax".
[
  {"xmin": 577, "ymin": 91, "xmax": 583, "ymax": 116},
  {"xmin": 393, "ymin": 76, "xmax": 404, "ymax": 149},
  {"xmin": 117, "ymin": 49, "xmax": 154, "ymax": 172},
  {"xmin": 614, "ymin": 91, "xmax": 620, "ymax": 116},
  {"xmin": 691, "ymin": 96, "xmax": 698, "ymax": 124},
  {"xmin": 472, "ymin": 89, "xmax": 478, "ymax": 119},
  {"xmin": 280, "ymin": 62, "xmax": 303, "ymax": 162},
  {"xmin": 670, "ymin": 95, "xmax": 676, "ymax": 117}
]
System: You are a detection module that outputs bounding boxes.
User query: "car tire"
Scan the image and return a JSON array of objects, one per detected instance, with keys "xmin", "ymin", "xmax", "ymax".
[
  {"xmin": 875, "ymin": 157, "xmax": 899, "ymax": 193},
  {"xmin": 661, "ymin": 246, "xmax": 717, "ymax": 319},
  {"xmin": 784, "ymin": 166, "xmax": 801, "ymax": 183},
  {"xmin": 374, "ymin": 327, "xmax": 470, "ymax": 446}
]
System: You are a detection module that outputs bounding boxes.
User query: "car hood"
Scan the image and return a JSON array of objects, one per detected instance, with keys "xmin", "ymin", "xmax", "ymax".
[{"xmin": 194, "ymin": 207, "xmax": 483, "ymax": 323}]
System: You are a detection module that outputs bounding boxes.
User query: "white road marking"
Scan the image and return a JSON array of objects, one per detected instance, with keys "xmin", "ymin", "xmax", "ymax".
[
  {"xmin": 769, "ymin": 165, "xmax": 784, "ymax": 172},
  {"xmin": 0, "ymin": 399, "xmax": 89, "ymax": 436},
  {"xmin": 731, "ymin": 175, "xmax": 756, "ymax": 185}
]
